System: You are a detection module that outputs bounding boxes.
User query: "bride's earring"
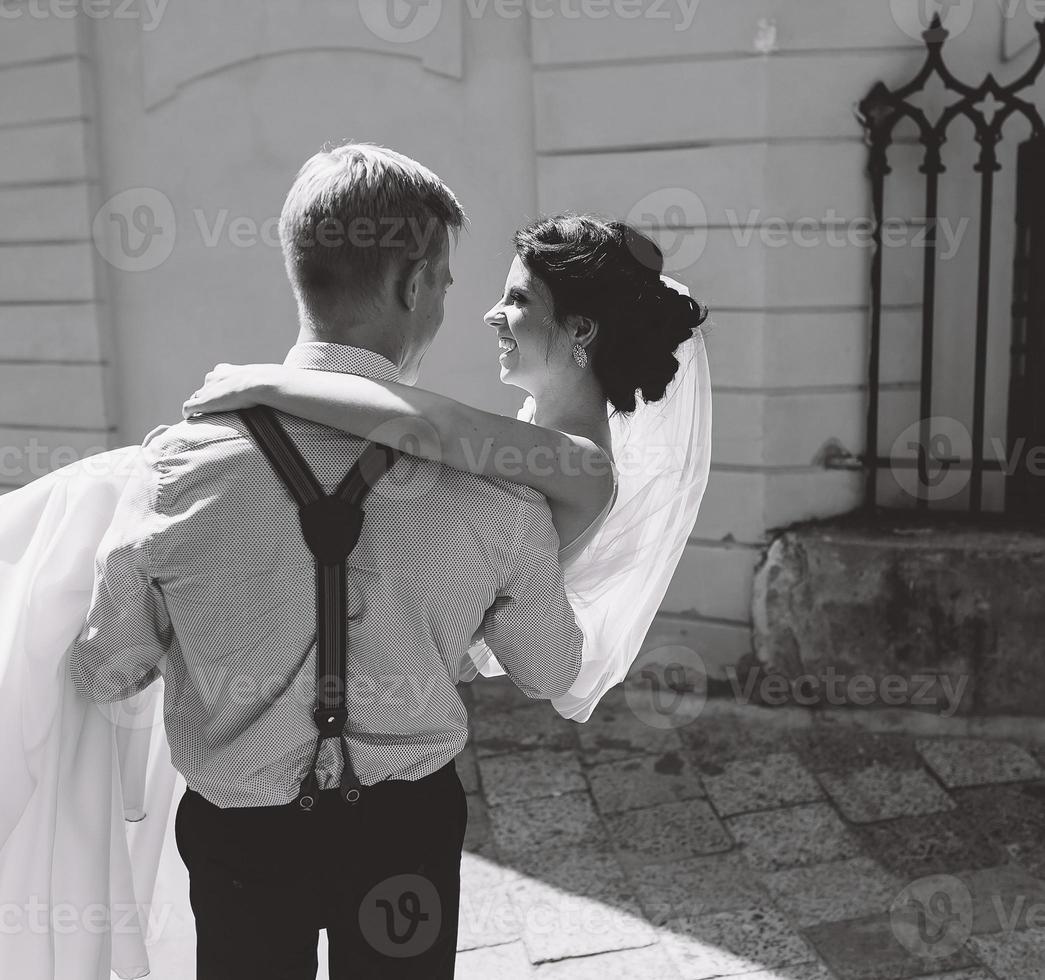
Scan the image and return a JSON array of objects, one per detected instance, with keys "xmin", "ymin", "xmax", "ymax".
[{"xmin": 572, "ymin": 343, "xmax": 589, "ymax": 369}]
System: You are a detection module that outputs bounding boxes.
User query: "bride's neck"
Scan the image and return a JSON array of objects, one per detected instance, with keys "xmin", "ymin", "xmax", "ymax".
[{"xmin": 531, "ymin": 379, "xmax": 611, "ymax": 451}]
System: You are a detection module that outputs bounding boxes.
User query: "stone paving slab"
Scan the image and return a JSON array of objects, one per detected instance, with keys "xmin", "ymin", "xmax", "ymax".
[
  {"xmin": 759, "ymin": 856, "xmax": 903, "ymax": 928},
  {"xmin": 586, "ymin": 749, "xmax": 706, "ymax": 815},
  {"xmin": 468, "ymin": 841, "xmax": 659, "ymax": 964},
  {"xmin": 534, "ymin": 942, "xmax": 682, "ymax": 979},
  {"xmin": 659, "ymin": 907, "xmax": 816, "ymax": 978},
  {"xmin": 497, "ymin": 841, "xmax": 625, "ymax": 893},
  {"xmin": 681, "ymin": 714, "xmax": 799, "ymax": 770},
  {"xmin": 456, "ymin": 939, "xmax": 536, "ymax": 979},
  {"xmin": 951, "ymin": 782, "xmax": 1045, "ymax": 879},
  {"xmin": 906, "ymin": 971, "xmax": 996, "ymax": 980},
  {"xmin": 478, "ymin": 749, "xmax": 587, "ymax": 806},
  {"xmin": 472, "ymin": 701, "xmax": 579, "ymax": 757},
  {"xmin": 701, "ymin": 751, "xmax": 824, "ymax": 816},
  {"xmin": 462, "ymin": 792, "xmax": 494, "ymax": 854},
  {"xmin": 510, "ymin": 875, "xmax": 656, "ymax": 962},
  {"xmin": 467, "ymin": 674, "xmax": 534, "ymax": 713},
  {"xmin": 851, "ymin": 808, "xmax": 1005, "ymax": 880},
  {"xmin": 789, "ymin": 728, "xmax": 925, "ymax": 773},
  {"xmin": 916, "ymin": 736, "xmax": 1043, "ymax": 788},
  {"xmin": 954, "ymin": 861, "xmax": 1045, "ymax": 936},
  {"xmin": 458, "ymin": 878, "xmax": 522, "ymax": 951},
  {"xmin": 803, "ymin": 911, "xmax": 980, "ymax": 979},
  {"xmin": 456, "ymin": 743, "xmax": 480, "ymax": 794},
  {"xmin": 488, "ymin": 790, "xmax": 605, "ymax": 859},
  {"xmin": 817, "ymin": 762, "xmax": 955, "ymax": 823},
  {"xmin": 726, "ymin": 803, "xmax": 861, "ymax": 872},
  {"xmin": 458, "ymin": 852, "xmax": 523, "ymax": 952},
  {"xmin": 628, "ymin": 851, "xmax": 771, "ymax": 925},
  {"xmin": 967, "ymin": 925, "xmax": 1045, "ymax": 978},
  {"xmin": 605, "ymin": 798, "xmax": 733, "ymax": 869},
  {"xmin": 574, "ymin": 697, "xmax": 687, "ymax": 765},
  {"xmin": 726, "ymin": 966, "xmax": 837, "ymax": 980}
]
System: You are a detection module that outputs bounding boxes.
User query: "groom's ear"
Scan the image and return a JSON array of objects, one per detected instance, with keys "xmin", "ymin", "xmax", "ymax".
[{"xmin": 398, "ymin": 257, "xmax": 430, "ymax": 312}]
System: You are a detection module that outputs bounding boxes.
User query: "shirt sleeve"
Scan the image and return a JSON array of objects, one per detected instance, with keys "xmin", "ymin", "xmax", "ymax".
[
  {"xmin": 479, "ymin": 494, "xmax": 584, "ymax": 699},
  {"xmin": 68, "ymin": 467, "xmax": 173, "ymax": 703}
]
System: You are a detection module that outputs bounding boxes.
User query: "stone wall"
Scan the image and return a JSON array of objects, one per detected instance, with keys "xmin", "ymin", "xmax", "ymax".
[{"xmin": 0, "ymin": 16, "xmax": 117, "ymax": 490}]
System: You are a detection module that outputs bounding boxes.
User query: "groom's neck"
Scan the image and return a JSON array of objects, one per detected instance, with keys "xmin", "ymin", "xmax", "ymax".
[{"xmin": 295, "ymin": 319, "xmax": 405, "ymax": 371}]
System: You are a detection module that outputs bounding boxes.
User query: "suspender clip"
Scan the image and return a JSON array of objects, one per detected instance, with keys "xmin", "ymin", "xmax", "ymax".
[{"xmin": 313, "ymin": 705, "xmax": 348, "ymax": 738}]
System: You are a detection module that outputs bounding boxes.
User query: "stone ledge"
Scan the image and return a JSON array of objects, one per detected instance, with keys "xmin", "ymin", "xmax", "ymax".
[{"xmin": 750, "ymin": 515, "xmax": 1045, "ymax": 718}]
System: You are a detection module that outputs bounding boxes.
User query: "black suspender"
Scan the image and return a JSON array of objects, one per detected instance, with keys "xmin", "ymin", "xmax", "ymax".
[{"xmin": 237, "ymin": 405, "xmax": 401, "ymax": 811}]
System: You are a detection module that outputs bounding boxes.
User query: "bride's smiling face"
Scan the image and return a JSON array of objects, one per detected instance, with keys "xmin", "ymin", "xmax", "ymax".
[{"xmin": 484, "ymin": 255, "xmax": 564, "ymax": 392}]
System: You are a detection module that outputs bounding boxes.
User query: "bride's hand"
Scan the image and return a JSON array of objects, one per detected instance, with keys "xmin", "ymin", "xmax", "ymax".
[{"xmin": 181, "ymin": 363, "xmax": 287, "ymax": 418}]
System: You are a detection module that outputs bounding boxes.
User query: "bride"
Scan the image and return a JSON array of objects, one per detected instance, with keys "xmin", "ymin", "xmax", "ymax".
[{"xmin": 0, "ymin": 214, "xmax": 711, "ymax": 979}]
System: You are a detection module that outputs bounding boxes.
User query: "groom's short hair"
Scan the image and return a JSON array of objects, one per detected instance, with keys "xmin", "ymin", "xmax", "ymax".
[{"xmin": 279, "ymin": 141, "xmax": 466, "ymax": 307}]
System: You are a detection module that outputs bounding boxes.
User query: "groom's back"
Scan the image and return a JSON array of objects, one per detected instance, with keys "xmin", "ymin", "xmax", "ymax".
[{"xmin": 139, "ymin": 407, "xmax": 583, "ymax": 807}]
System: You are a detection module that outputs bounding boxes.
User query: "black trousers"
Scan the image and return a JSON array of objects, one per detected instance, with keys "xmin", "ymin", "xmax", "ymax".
[{"xmin": 174, "ymin": 758, "xmax": 467, "ymax": 979}]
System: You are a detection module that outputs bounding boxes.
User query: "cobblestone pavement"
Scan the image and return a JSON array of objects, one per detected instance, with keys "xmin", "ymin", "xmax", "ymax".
[{"xmin": 452, "ymin": 677, "xmax": 1045, "ymax": 980}]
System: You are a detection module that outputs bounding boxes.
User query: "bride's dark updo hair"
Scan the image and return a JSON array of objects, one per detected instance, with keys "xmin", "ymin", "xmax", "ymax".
[{"xmin": 512, "ymin": 214, "xmax": 709, "ymax": 415}]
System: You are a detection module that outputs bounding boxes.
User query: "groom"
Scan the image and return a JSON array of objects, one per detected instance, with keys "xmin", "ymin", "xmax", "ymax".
[{"xmin": 69, "ymin": 142, "xmax": 584, "ymax": 979}]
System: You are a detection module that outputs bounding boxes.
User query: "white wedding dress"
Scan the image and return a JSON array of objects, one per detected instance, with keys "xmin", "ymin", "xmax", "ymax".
[{"xmin": 0, "ymin": 278, "xmax": 712, "ymax": 978}]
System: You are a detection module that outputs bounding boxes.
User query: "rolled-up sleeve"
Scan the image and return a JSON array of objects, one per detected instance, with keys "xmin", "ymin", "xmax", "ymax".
[
  {"xmin": 480, "ymin": 495, "xmax": 583, "ymax": 699},
  {"xmin": 68, "ymin": 469, "xmax": 172, "ymax": 703}
]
